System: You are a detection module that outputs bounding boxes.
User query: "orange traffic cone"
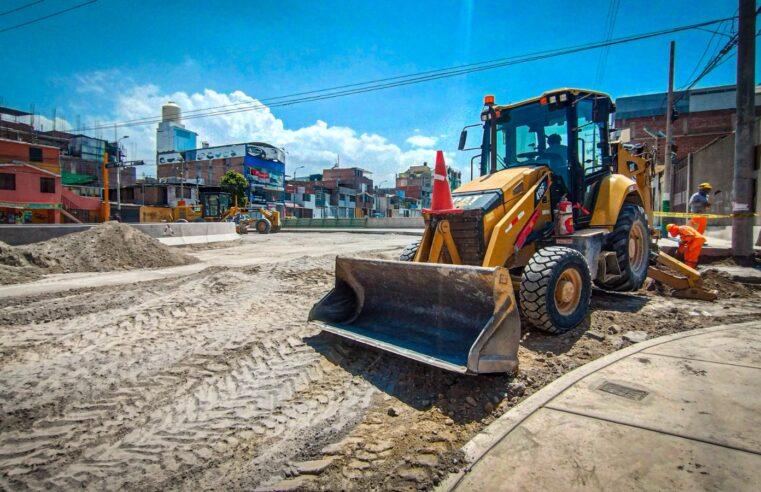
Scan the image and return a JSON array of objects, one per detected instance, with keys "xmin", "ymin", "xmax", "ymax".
[{"xmin": 423, "ymin": 151, "xmax": 462, "ymax": 215}]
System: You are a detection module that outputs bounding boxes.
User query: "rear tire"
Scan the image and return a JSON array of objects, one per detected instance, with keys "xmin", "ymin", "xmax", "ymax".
[
  {"xmin": 520, "ymin": 246, "xmax": 591, "ymax": 334},
  {"xmin": 399, "ymin": 240, "xmax": 420, "ymax": 261},
  {"xmin": 255, "ymin": 218, "xmax": 272, "ymax": 234},
  {"xmin": 595, "ymin": 203, "xmax": 650, "ymax": 291}
]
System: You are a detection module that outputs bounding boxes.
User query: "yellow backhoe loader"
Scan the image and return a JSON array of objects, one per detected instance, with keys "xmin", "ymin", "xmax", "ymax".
[{"xmin": 309, "ymin": 88, "xmax": 715, "ymax": 375}]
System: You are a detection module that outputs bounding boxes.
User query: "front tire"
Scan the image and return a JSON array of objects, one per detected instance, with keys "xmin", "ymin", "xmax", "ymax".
[
  {"xmin": 399, "ymin": 240, "xmax": 420, "ymax": 261},
  {"xmin": 595, "ymin": 203, "xmax": 650, "ymax": 291},
  {"xmin": 255, "ymin": 218, "xmax": 272, "ymax": 234},
  {"xmin": 520, "ymin": 246, "xmax": 592, "ymax": 334}
]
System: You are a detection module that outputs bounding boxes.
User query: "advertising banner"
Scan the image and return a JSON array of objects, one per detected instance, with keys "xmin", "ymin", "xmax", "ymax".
[
  {"xmin": 185, "ymin": 144, "xmax": 246, "ymax": 162},
  {"xmin": 157, "ymin": 152, "xmax": 183, "ymax": 164},
  {"xmin": 246, "ymin": 144, "xmax": 285, "ymax": 163}
]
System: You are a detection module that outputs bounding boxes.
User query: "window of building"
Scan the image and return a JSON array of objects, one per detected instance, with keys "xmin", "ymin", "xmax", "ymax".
[
  {"xmin": 29, "ymin": 147, "xmax": 44, "ymax": 162},
  {"xmin": 174, "ymin": 186, "xmax": 192, "ymax": 198},
  {"xmin": 0, "ymin": 173, "xmax": 15, "ymax": 190},
  {"xmin": 40, "ymin": 177, "xmax": 55, "ymax": 193},
  {"xmin": 123, "ymin": 188, "xmax": 135, "ymax": 201}
]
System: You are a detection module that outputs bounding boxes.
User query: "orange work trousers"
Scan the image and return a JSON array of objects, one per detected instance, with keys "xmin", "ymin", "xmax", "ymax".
[
  {"xmin": 688, "ymin": 216, "xmax": 707, "ymax": 235},
  {"xmin": 677, "ymin": 236, "xmax": 706, "ymax": 268}
]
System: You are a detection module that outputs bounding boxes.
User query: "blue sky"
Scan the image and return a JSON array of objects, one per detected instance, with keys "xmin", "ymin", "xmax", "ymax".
[{"xmin": 1, "ymin": 0, "xmax": 753, "ymax": 181}]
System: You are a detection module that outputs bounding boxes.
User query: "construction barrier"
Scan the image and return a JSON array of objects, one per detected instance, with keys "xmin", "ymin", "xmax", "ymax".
[
  {"xmin": 131, "ymin": 222, "xmax": 238, "ymax": 246},
  {"xmin": 282, "ymin": 217, "xmax": 367, "ymax": 228},
  {"xmin": 654, "ymin": 211, "xmax": 758, "ymax": 219}
]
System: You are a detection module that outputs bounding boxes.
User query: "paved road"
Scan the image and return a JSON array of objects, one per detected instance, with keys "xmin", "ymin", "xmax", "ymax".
[{"xmin": 441, "ymin": 321, "xmax": 761, "ymax": 491}]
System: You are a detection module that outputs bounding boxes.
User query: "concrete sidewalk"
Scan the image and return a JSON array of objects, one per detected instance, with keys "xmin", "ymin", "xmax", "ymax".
[{"xmin": 440, "ymin": 321, "xmax": 761, "ymax": 491}]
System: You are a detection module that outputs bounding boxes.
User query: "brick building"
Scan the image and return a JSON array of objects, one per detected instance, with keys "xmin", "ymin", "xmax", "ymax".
[
  {"xmin": 157, "ymin": 142, "xmax": 285, "ymax": 210},
  {"xmin": 321, "ymin": 167, "xmax": 374, "ymax": 217},
  {"xmin": 396, "ymin": 163, "xmax": 432, "ymax": 209},
  {"xmin": 615, "ymin": 84, "xmax": 761, "ymax": 215},
  {"xmin": 0, "ymin": 105, "xmax": 134, "ymax": 198},
  {"xmin": 615, "ymin": 84, "xmax": 761, "ymax": 164}
]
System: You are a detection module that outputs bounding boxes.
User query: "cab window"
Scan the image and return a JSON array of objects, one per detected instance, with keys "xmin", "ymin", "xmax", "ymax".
[{"xmin": 575, "ymin": 100, "xmax": 606, "ymax": 175}]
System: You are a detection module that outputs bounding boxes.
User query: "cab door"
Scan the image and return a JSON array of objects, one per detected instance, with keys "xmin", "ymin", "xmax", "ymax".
[{"xmin": 571, "ymin": 97, "xmax": 611, "ymax": 228}]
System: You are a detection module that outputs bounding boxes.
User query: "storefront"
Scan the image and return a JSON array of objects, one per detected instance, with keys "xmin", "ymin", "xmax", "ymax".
[
  {"xmin": 0, "ymin": 202, "xmax": 60, "ymax": 224},
  {"xmin": 243, "ymin": 146, "xmax": 285, "ymax": 211}
]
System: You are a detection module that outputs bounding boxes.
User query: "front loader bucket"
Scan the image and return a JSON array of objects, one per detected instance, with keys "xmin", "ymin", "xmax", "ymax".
[{"xmin": 309, "ymin": 257, "xmax": 521, "ymax": 374}]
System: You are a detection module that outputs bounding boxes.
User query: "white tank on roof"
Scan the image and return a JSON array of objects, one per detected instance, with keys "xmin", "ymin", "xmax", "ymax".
[{"xmin": 161, "ymin": 101, "xmax": 181, "ymax": 123}]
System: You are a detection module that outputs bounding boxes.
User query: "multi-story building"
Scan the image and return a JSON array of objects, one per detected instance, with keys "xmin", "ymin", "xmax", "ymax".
[
  {"xmin": 615, "ymin": 84, "xmax": 761, "ymax": 212},
  {"xmin": 156, "ymin": 102, "xmax": 197, "ymax": 155},
  {"xmin": 447, "ymin": 166, "xmax": 462, "ymax": 191},
  {"xmin": 396, "ymin": 163, "xmax": 432, "ymax": 209},
  {"xmin": 0, "ymin": 105, "xmax": 135, "ymax": 200},
  {"xmin": 0, "ymin": 139, "xmax": 100, "ymax": 223},
  {"xmin": 157, "ymin": 142, "xmax": 286, "ymax": 210}
]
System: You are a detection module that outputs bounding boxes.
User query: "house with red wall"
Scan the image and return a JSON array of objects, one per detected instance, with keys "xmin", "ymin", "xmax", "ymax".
[
  {"xmin": 0, "ymin": 163, "xmax": 62, "ymax": 223},
  {"xmin": 0, "ymin": 139, "xmax": 101, "ymax": 223}
]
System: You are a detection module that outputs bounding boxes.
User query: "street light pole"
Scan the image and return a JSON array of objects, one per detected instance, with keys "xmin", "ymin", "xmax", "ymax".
[{"xmin": 293, "ymin": 165, "xmax": 304, "ymax": 180}]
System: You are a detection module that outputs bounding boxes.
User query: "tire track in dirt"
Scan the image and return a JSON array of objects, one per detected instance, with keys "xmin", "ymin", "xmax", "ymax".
[{"xmin": 0, "ymin": 254, "xmax": 380, "ymax": 490}]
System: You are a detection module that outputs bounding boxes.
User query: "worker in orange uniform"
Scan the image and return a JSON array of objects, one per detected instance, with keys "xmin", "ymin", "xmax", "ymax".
[{"xmin": 667, "ymin": 223, "xmax": 706, "ymax": 269}]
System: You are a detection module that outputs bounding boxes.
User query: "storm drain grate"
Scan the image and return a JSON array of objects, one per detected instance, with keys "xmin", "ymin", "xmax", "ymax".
[{"xmin": 598, "ymin": 381, "xmax": 649, "ymax": 401}]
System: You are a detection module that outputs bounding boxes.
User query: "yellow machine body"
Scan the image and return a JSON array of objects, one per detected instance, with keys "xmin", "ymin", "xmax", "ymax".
[{"xmin": 310, "ymin": 88, "xmax": 715, "ymax": 375}]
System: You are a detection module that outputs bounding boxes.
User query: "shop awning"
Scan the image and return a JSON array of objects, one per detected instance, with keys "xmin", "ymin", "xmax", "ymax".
[{"xmin": 62, "ymin": 172, "xmax": 98, "ymax": 185}]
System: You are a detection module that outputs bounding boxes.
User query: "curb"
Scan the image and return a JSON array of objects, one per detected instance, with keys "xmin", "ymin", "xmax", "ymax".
[{"xmin": 437, "ymin": 320, "xmax": 761, "ymax": 491}]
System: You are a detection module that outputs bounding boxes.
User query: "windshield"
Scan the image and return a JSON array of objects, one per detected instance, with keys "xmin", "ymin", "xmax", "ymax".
[{"xmin": 483, "ymin": 101, "xmax": 570, "ymax": 188}]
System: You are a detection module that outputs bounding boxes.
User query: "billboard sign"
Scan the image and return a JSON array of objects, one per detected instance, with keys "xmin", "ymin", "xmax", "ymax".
[
  {"xmin": 179, "ymin": 143, "xmax": 285, "ymax": 163},
  {"xmin": 157, "ymin": 152, "xmax": 183, "ymax": 164},
  {"xmin": 246, "ymin": 144, "xmax": 285, "ymax": 163},
  {"xmin": 185, "ymin": 144, "xmax": 246, "ymax": 162}
]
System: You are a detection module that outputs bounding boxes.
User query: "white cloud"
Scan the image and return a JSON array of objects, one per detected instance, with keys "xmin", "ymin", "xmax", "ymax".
[
  {"xmin": 74, "ymin": 69, "xmax": 122, "ymax": 94},
  {"xmin": 405, "ymin": 134, "xmax": 438, "ymax": 147},
  {"xmin": 104, "ymin": 85, "xmax": 462, "ymax": 184}
]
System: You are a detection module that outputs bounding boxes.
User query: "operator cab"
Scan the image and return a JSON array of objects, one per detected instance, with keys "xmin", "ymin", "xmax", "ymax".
[{"xmin": 459, "ymin": 89, "xmax": 615, "ymax": 228}]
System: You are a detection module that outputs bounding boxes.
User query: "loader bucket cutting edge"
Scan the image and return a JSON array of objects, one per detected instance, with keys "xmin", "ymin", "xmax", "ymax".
[{"xmin": 309, "ymin": 257, "xmax": 521, "ymax": 374}]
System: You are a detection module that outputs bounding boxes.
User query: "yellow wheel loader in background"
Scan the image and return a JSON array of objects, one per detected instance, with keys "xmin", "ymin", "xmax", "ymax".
[{"xmin": 310, "ymin": 88, "xmax": 714, "ymax": 375}]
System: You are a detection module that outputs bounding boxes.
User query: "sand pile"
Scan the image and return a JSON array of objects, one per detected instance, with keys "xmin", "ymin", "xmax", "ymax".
[{"xmin": 0, "ymin": 223, "xmax": 196, "ymax": 284}]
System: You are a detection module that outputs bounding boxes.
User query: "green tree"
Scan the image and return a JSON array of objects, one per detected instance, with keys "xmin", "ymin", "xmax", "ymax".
[{"xmin": 220, "ymin": 170, "xmax": 248, "ymax": 206}]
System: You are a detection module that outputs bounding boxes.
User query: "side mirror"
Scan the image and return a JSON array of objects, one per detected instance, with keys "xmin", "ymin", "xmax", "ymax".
[{"xmin": 458, "ymin": 129, "xmax": 468, "ymax": 151}]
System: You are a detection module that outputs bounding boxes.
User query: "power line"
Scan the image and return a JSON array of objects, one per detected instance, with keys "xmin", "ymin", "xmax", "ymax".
[
  {"xmin": 76, "ymin": 15, "xmax": 738, "ymax": 133},
  {"xmin": 0, "ymin": 0, "xmax": 96, "ymax": 33},
  {"xmin": 0, "ymin": 0, "xmax": 44, "ymax": 17},
  {"xmin": 681, "ymin": 19, "xmax": 728, "ymax": 88},
  {"xmin": 595, "ymin": 0, "xmax": 620, "ymax": 86}
]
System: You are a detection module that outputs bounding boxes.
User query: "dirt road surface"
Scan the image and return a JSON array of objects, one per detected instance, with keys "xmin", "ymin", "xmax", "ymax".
[{"xmin": 1, "ymin": 232, "xmax": 759, "ymax": 491}]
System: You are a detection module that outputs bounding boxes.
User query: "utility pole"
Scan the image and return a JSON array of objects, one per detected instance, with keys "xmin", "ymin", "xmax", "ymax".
[
  {"xmin": 662, "ymin": 40, "xmax": 676, "ymax": 223},
  {"xmin": 732, "ymin": 0, "xmax": 756, "ymax": 261},
  {"xmin": 102, "ymin": 151, "xmax": 110, "ymax": 221}
]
